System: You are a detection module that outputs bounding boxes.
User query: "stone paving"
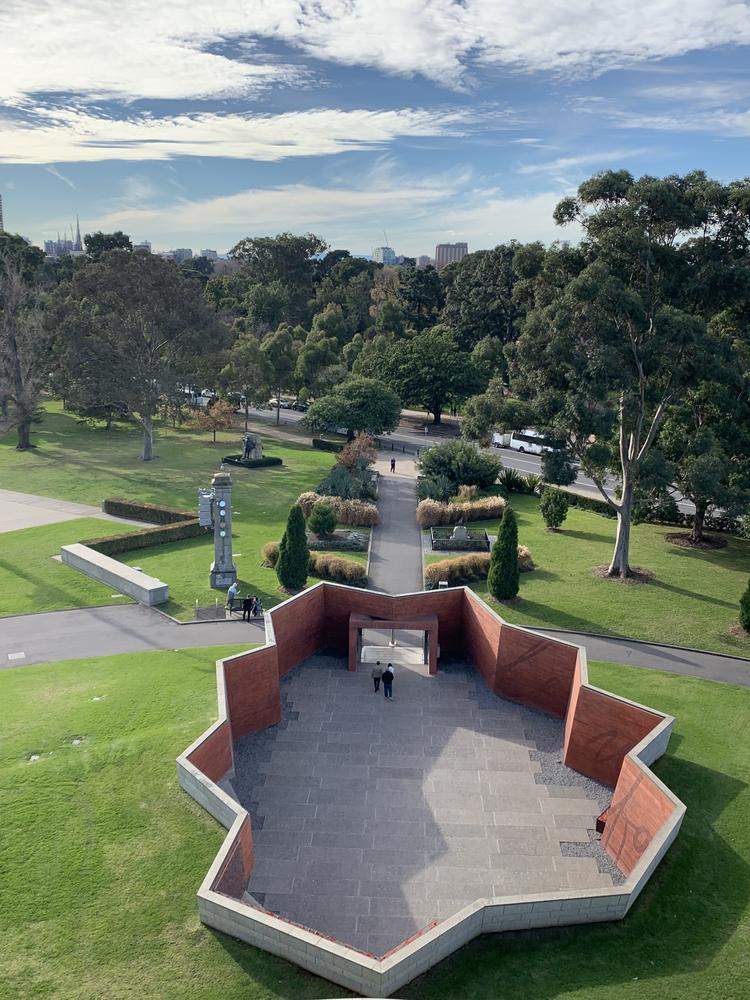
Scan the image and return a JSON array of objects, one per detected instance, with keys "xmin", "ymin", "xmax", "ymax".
[{"xmin": 232, "ymin": 653, "xmax": 619, "ymax": 957}]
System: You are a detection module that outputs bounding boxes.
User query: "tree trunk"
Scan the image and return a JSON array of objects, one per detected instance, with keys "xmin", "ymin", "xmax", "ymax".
[
  {"xmin": 607, "ymin": 482, "xmax": 633, "ymax": 578},
  {"xmin": 15, "ymin": 420, "xmax": 31, "ymax": 451},
  {"xmin": 275, "ymin": 395, "xmax": 281, "ymax": 426},
  {"xmin": 244, "ymin": 401, "xmax": 249, "ymax": 432},
  {"xmin": 432, "ymin": 406, "xmax": 442, "ymax": 425},
  {"xmin": 141, "ymin": 413, "xmax": 154, "ymax": 461},
  {"xmin": 691, "ymin": 500, "xmax": 707, "ymax": 544}
]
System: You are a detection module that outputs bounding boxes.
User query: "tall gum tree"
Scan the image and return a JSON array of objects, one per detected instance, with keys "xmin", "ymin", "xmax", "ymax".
[
  {"xmin": 508, "ymin": 171, "xmax": 741, "ymax": 578},
  {"xmin": 52, "ymin": 251, "xmax": 228, "ymax": 461}
]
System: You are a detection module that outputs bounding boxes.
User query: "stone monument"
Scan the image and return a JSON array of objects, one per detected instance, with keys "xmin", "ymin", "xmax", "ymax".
[
  {"xmin": 242, "ymin": 432, "xmax": 263, "ymax": 461},
  {"xmin": 450, "ymin": 521, "xmax": 469, "ymax": 542},
  {"xmin": 209, "ymin": 470, "xmax": 237, "ymax": 588}
]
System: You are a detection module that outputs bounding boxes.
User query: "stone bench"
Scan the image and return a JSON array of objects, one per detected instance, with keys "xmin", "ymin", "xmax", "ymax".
[{"xmin": 60, "ymin": 543, "xmax": 169, "ymax": 606}]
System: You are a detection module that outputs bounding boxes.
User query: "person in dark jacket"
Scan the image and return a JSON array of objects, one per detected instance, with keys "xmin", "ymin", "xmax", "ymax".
[
  {"xmin": 382, "ymin": 663, "xmax": 394, "ymax": 699},
  {"xmin": 371, "ymin": 660, "xmax": 383, "ymax": 692},
  {"xmin": 242, "ymin": 595, "xmax": 253, "ymax": 621}
]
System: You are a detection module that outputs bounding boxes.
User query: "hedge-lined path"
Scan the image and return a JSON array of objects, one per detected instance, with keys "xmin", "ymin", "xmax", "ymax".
[
  {"xmin": 359, "ymin": 455, "xmax": 422, "ymax": 595},
  {"xmin": 0, "ymin": 604, "xmax": 265, "ymax": 668},
  {"xmin": 0, "ymin": 488, "xmax": 150, "ymax": 533}
]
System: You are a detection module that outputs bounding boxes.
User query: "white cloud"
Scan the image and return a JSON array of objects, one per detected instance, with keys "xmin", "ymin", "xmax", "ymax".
[
  {"xmin": 516, "ymin": 148, "xmax": 650, "ymax": 175},
  {"xmin": 2, "ymin": 0, "xmax": 749, "ymax": 107},
  {"xmin": 613, "ymin": 109, "xmax": 750, "ymax": 136},
  {"xmin": 84, "ymin": 170, "xmax": 578, "ymax": 253},
  {"xmin": 0, "ymin": 105, "xmax": 504, "ymax": 165}
]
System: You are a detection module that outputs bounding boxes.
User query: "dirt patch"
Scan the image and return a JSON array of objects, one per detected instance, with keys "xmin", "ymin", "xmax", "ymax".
[
  {"xmin": 729, "ymin": 624, "xmax": 750, "ymax": 641},
  {"xmin": 592, "ymin": 565, "xmax": 655, "ymax": 585},
  {"xmin": 665, "ymin": 532, "xmax": 728, "ymax": 550}
]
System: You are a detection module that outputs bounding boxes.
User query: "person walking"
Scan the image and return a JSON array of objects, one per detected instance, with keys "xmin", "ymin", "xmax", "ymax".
[
  {"xmin": 241, "ymin": 595, "xmax": 253, "ymax": 621},
  {"xmin": 371, "ymin": 660, "xmax": 383, "ymax": 693},
  {"xmin": 255, "ymin": 596, "xmax": 264, "ymax": 617},
  {"xmin": 390, "ymin": 457, "xmax": 396, "ymax": 473},
  {"xmin": 226, "ymin": 581, "xmax": 239, "ymax": 614},
  {"xmin": 382, "ymin": 663, "xmax": 394, "ymax": 700}
]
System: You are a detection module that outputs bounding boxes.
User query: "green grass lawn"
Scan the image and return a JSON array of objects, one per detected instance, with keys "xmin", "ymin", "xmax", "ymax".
[
  {"xmin": 1, "ymin": 649, "xmax": 747, "ymax": 999},
  {"xmin": 423, "ymin": 494, "xmax": 750, "ymax": 657},
  {"xmin": 0, "ymin": 403, "xmax": 356, "ymax": 618},
  {"xmin": 0, "ymin": 518, "xmax": 140, "ymax": 616}
]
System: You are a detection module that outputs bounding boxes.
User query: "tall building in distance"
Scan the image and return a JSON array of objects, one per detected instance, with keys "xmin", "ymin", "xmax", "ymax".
[
  {"xmin": 0, "ymin": 193, "xmax": 4, "ymax": 232},
  {"xmin": 372, "ymin": 245, "xmax": 397, "ymax": 266},
  {"xmin": 434, "ymin": 242, "xmax": 468, "ymax": 270},
  {"xmin": 133, "ymin": 240, "xmax": 152, "ymax": 253},
  {"xmin": 200, "ymin": 248, "xmax": 218, "ymax": 260},
  {"xmin": 43, "ymin": 217, "xmax": 85, "ymax": 258},
  {"xmin": 417, "ymin": 254, "xmax": 432, "ymax": 268}
]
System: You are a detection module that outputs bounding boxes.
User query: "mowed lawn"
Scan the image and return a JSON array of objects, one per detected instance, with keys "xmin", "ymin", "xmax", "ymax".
[
  {"xmin": 0, "ymin": 404, "xmax": 346, "ymax": 617},
  {"xmin": 424, "ymin": 494, "xmax": 750, "ymax": 658},
  {"xmin": 0, "ymin": 649, "xmax": 748, "ymax": 1000}
]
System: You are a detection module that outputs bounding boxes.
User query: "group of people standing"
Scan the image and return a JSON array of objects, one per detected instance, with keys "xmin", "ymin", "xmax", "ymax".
[
  {"xmin": 371, "ymin": 661, "xmax": 395, "ymax": 699},
  {"xmin": 226, "ymin": 582, "xmax": 263, "ymax": 620}
]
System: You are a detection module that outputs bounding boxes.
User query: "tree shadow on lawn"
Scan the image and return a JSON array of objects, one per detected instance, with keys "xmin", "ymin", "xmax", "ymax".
[
  {"xmin": 559, "ymin": 527, "xmax": 615, "ymax": 545},
  {"xmin": 207, "ymin": 756, "xmax": 747, "ymax": 999},
  {"xmin": 662, "ymin": 536, "xmax": 750, "ymax": 572},
  {"xmin": 0, "ymin": 556, "xmax": 117, "ymax": 614},
  {"xmin": 650, "ymin": 577, "xmax": 737, "ymax": 612},
  {"xmin": 508, "ymin": 597, "xmax": 613, "ymax": 636},
  {"xmin": 407, "ymin": 756, "xmax": 748, "ymax": 1000}
]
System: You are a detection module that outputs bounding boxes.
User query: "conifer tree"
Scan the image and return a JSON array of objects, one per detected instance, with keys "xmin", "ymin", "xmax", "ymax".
[
  {"xmin": 276, "ymin": 504, "xmax": 309, "ymax": 591},
  {"xmin": 488, "ymin": 507, "xmax": 519, "ymax": 600}
]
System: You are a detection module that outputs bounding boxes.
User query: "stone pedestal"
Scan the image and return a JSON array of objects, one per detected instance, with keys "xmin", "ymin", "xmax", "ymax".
[{"xmin": 209, "ymin": 471, "xmax": 237, "ymax": 588}]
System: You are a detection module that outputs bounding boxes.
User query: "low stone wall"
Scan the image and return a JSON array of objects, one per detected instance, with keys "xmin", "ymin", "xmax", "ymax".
[
  {"xmin": 177, "ymin": 582, "xmax": 686, "ymax": 997},
  {"xmin": 60, "ymin": 542, "xmax": 168, "ymax": 605}
]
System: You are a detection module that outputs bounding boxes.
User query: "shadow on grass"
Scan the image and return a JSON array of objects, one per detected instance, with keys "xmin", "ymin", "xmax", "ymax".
[
  {"xmin": 650, "ymin": 577, "xmax": 737, "ymax": 612},
  {"xmin": 562, "ymin": 527, "xmax": 615, "ymax": 545},
  {"xmin": 401, "ymin": 756, "xmax": 747, "ymax": 1000}
]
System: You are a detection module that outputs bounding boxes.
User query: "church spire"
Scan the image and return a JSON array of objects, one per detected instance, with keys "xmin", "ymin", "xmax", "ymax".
[{"xmin": 74, "ymin": 215, "xmax": 82, "ymax": 252}]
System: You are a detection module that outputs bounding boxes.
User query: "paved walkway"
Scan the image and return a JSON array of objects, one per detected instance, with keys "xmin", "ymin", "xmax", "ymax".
[
  {"xmin": 234, "ymin": 654, "xmax": 614, "ymax": 957},
  {"xmin": 367, "ymin": 457, "xmax": 423, "ymax": 594},
  {"xmin": 0, "ymin": 605, "xmax": 265, "ymax": 667},
  {"xmin": 0, "ymin": 488, "xmax": 149, "ymax": 533}
]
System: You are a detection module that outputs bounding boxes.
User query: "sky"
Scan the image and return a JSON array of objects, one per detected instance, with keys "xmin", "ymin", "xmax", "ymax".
[{"xmin": 1, "ymin": 1, "xmax": 750, "ymax": 256}]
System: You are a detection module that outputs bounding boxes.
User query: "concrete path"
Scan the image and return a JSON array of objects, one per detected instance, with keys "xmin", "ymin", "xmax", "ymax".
[
  {"xmin": 533, "ymin": 628, "xmax": 750, "ymax": 687},
  {"xmin": 0, "ymin": 604, "xmax": 265, "ymax": 667},
  {"xmin": 0, "ymin": 488, "xmax": 149, "ymax": 533},
  {"xmin": 367, "ymin": 457, "xmax": 423, "ymax": 595}
]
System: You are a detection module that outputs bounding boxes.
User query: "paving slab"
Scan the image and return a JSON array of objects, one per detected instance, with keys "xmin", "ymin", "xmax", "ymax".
[{"xmin": 233, "ymin": 653, "xmax": 621, "ymax": 956}]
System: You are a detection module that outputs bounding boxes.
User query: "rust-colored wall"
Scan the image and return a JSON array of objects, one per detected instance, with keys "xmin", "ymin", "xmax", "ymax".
[
  {"xmin": 495, "ymin": 625, "xmax": 578, "ymax": 718},
  {"xmin": 212, "ymin": 816, "xmax": 255, "ymax": 898},
  {"xmin": 564, "ymin": 686, "xmax": 662, "ymax": 787},
  {"xmin": 323, "ymin": 585, "xmax": 465, "ymax": 657},
  {"xmin": 563, "ymin": 655, "xmax": 583, "ymax": 758},
  {"xmin": 462, "ymin": 591, "xmax": 502, "ymax": 689},
  {"xmin": 224, "ymin": 647, "xmax": 281, "ymax": 739},
  {"xmin": 187, "ymin": 720, "xmax": 232, "ymax": 782},
  {"xmin": 271, "ymin": 585, "xmax": 326, "ymax": 675},
  {"xmin": 602, "ymin": 756, "xmax": 675, "ymax": 875}
]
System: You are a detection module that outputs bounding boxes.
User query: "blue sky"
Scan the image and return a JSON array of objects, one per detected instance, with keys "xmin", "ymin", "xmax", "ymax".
[{"xmin": 1, "ymin": 1, "xmax": 749, "ymax": 256}]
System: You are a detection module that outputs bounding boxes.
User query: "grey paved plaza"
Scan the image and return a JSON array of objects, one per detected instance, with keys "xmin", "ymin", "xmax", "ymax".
[{"xmin": 232, "ymin": 651, "xmax": 620, "ymax": 957}]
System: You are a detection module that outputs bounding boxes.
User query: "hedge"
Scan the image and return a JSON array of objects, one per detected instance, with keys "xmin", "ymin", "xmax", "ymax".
[
  {"xmin": 221, "ymin": 454, "xmax": 283, "ymax": 468},
  {"xmin": 312, "ymin": 438, "xmax": 344, "ymax": 453},
  {"xmin": 297, "ymin": 491, "xmax": 379, "ymax": 526},
  {"xmin": 102, "ymin": 497, "xmax": 197, "ymax": 524},
  {"xmin": 424, "ymin": 546, "xmax": 533, "ymax": 588},
  {"xmin": 416, "ymin": 496, "xmax": 506, "ymax": 528},
  {"xmin": 544, "ymin": 487, "xmax": 738, "ymax": 533},
  {"xmin": 308, "ymin": 532, "xmax": 369, "ymax": 553},
  {"xmin": 84, "ymin": 519, "xmax": 204, "ymax": 556},
  {"xmin": 261, "ymin": 541, "xmax": 367, "ymax": 585},
  {"xmin": 88, "ymin": 497, "xmax": 205, "ymax": 555}
]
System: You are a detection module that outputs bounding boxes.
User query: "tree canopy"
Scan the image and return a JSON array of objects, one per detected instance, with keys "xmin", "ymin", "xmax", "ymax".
[{"xmin": 306, "ymin": 376, "xmax": 401, "ymax": 439}]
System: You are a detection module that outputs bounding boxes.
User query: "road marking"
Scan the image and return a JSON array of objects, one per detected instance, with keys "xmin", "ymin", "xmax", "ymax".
[{"xmin": 8, "ymin": 651, "xmax": 26, "ymax": 660}]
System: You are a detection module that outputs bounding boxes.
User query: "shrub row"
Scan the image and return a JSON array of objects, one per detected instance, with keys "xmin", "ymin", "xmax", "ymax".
[
  {"xmin": 416, "ymin": 496, "xmax": 506, "ymax": 528},
  {"xmin": 309, "ymin": 551, "xmax": 367, "ymax": 585},
  {"xmin": 308, "ymin": 533, "xmax": 369, "ymax": 553},
  {"xmin": 102, "ymin": 497, "xmax": 197, "ymax": 524},
  {"xmin": 261, "ymin": 541, "xmax": 367, "ymax": 585},
  {"xmin": 297, "ymin": 491, "xmax": 379, "ymax": 526},
  {"xmin": 221, "ymin": 454, "xmax": 283, "ymax": 468},
  {"xmin": 544, "ymin": 486, "xmax": 737, "ymax": 533},
  {"xmin": 85, "ymin": 519, "xmax": 204, "ymax": 556},
  {"xmin": 312, "ymin": 438, "xmax": 344, "ymax": 453},
  {"xmin": 424, "ymin": 546, "xmax": 533, "ymax": 587}
]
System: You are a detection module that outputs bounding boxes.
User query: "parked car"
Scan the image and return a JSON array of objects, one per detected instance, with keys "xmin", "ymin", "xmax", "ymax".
[
  {"xmin": 267, "ymin": 397, "xmax": 292, "ymax": 409},
  {"xmin": 291, "ymin": 401, "xmax": 308, "ymax": 412}
]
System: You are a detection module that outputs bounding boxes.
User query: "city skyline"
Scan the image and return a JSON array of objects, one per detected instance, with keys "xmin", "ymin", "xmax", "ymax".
[{"xmin": 2, "ymin": 3, "xmax": 750, "ymax": 253}]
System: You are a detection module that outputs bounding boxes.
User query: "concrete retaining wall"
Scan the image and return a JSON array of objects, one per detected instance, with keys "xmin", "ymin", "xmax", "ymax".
[
  {"xmin": 60, "ymin": 542, "xmax": 168, "ymax": 605},
  {"xmin": 177, "ymin": 582, "xmax": 686, "ymax": 997}
]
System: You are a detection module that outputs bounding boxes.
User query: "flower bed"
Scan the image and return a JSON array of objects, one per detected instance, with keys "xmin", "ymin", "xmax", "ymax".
[
  {"xmin": 416, "ymin": 496, "xmax": 506, "ymax": 528},
  {"xmin": 430, "ymin": 526, "xmax": 490, "ymax": 552},
  {"xmin": 424, "ymin": 546, "xmax": 534, "ymax": 587}
]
